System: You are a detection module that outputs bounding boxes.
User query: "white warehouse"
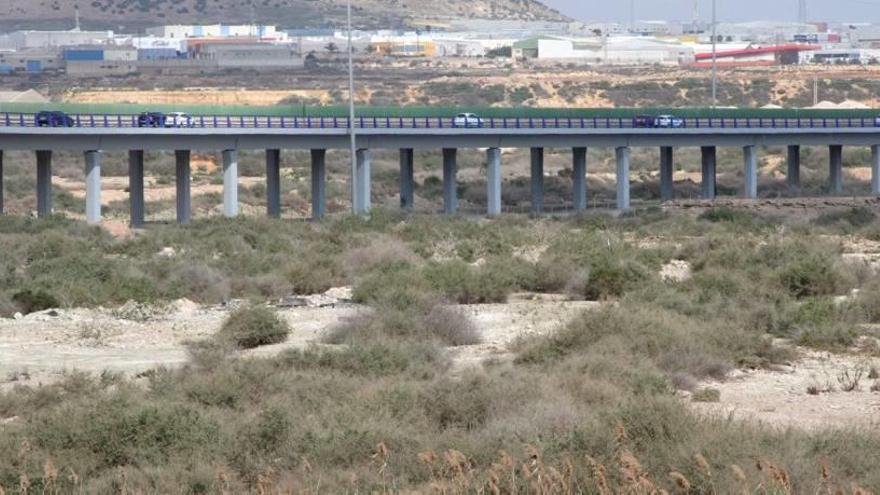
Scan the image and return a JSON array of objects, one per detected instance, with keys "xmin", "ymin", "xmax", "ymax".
[{"xmin": 514, "ymin": 36, "xmax": 694, "ymax": 65}]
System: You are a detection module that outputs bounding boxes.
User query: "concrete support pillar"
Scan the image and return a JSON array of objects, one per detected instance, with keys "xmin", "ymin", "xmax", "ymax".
[
  {"xmin": 531, "ymin": 147, "xmax": 544, "ymax": 214},
  {"xmin": 487, "ymin": 147, "xmax": 502, "ymax": 216},
  {"xmin": 873, "ymin": 145, "xmax": 880, "ymax": 196},
  {"xmin": 222, "ymin": 149, "xmax": 239, "ymax": 218},
  {"xmin": 829, "ymin": 145, "xmax": 843, "ymax": 194},
  {"xmin": 128, "ymin": 151, "xmax": 145, "ymax": 228},
  {"xmin": 265, "ymin": 149, "xmax": 281, "ymax": 219},
  {"xmin": 442, "ymin": 148, "xmax": 458, "ymax": 214},
  {"xmin": 311, "ymin": 149, "xmax": 326, "ymax": 220},
  {"xmin": 787, "ymin": 145, "xmax": 801, "ymax": 189},
  {"xmin": 701, "ymin": 146, "xmax": 717, "ymax": 200},
  {"xmin": 616, "ymin": 146, "xmax": 631, "ymax": 211},
  {"xmin": 572, "ymin": 147, "xmax": 587, "ymax": 211},
  {"xmin": 400, "ymin": 148, "xmax": 415, "ymax": 211},
  {"xmin": 354, "ymin": 149, "xmax": 371, "ymax": 214},
  {"xmin": 175, "ymin": 150, "xmax": 191, "ymax": 224},
  {"xmin": 84, "ymin": 150, "xmax": 102, "ymax": 225},
  {"xmin": 743, "ymin": 145, "xmax": 758, "ymax": 199},
  {"xmin": 36, "ymin": 150, "xmax": 52, "ymax": 218},
  {"xmin": 660, "ymin": 146, "xmax": 674, "ymax": 202},
  {"xmin": 0, "ymin": 150, "xmax": 4, "ymax": 215}
]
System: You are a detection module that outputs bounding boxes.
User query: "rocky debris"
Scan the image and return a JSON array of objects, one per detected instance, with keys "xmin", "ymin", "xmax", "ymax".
[
  {"xmin": 112, "ymin": 300, "xmax": 170, "ymax": 322},
  {"xmin": 22, "ymin": 309, "xmax": 66, "ymax": 322},
  {"xmin": 157, "ymin": 246, "xmax": 177, "ymax": 258},
  {"xmin": 170, "ymin": 298, "xmax": 200, "ymax": 316},
  {"xmin": 660, "ymin": 260, "xmax": 692, "ymax": 283},
  {"xmin": 277, "ymin": 286, "xmax": 354, "ymax": 309},
  {"xmin": 0, "ymin": 416, "xmax": 19, "ymax": 426}
]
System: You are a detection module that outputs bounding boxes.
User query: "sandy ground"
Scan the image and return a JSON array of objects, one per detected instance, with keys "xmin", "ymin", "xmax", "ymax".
[
  {"xmin": 692, "ymin": 347, "xmax": 880, "ymax": 431},
  {"xmin": 0, "ymin": 292, "xmax": 594, "ymax": 389}
]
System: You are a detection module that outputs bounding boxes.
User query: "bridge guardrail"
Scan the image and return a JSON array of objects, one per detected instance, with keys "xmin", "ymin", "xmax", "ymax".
[{"xmin": 4, "ymin": 113, "xmax": 879, "ymax": 130}]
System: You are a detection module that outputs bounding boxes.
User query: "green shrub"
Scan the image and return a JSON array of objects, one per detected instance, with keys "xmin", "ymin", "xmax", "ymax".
[
  {"xmin": 692, "ymin": 388, "xmax": 721, "ymax": 403},
  {"xmin": 814, "ymin": 207, "xmax": 876, "ymax": 228},
  {"xmin": 218, "ymin": 306, "xmax": 290, "ymax": 349},
  {"xmin": 776, "ymin": 255, "xmax": 843, "ymax": 298},
  {"xmin": 12, "ymin": 289, "xmax": 59, "ymax": 314}
]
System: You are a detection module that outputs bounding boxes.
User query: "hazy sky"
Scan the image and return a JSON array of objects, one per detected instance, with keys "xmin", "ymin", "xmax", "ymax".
[{"xmin": 541, "ymin": 0, "xmax": 880, "ymax": 23}]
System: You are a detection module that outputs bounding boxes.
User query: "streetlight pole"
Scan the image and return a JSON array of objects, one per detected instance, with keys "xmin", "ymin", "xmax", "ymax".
[
  {"xmin": 711, "ymin": 0, "xmax": 717, "ymax": 107},
  {"xmin": 347, "ymin": 0, "xmax": 358, "ymax": 213}
]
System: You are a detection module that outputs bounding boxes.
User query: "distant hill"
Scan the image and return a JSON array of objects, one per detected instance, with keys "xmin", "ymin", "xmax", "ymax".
[{"xmin": 0, "ymin": 0, "xmax": 569, "ymax": 31}]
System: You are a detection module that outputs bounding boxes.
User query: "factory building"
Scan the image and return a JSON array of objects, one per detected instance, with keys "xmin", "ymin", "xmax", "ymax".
[
  {"xmin": 513, "ymin": 36, "xmax": 693, "ymax": 65},
  {"xmin": 146, "ymin": 25, "xmax": 286, "ymax": 41},
  {"xmin": 0, "ymin": 30, "xmax": 115, "ymax": 50},
  {"xmin": 197, "ymin": 43, "xmax": 303, "ymax": 68}
]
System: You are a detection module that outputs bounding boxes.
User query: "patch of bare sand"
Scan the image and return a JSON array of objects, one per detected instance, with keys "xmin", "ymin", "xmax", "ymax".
[
  {"xmin": 0, "ymin": 296, "xmax": 595, "ymax": 387},
  {"xmin": 691, "ymin": 348, "xmax": 880, "ymax": 431}
]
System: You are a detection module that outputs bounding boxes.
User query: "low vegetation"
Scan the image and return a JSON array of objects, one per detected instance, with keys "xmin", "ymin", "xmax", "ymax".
[
  {"xmin": 218, "ymin": 305, "xmax": 290, "ymax": 349},
  {"xmin": 2, "ymin": 207, "xmax": 880, "ymax": 491}
]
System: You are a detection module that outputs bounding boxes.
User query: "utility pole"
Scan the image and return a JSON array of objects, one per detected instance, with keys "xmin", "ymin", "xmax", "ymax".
[
  {"xmin": 630, "ymin": 0, "xmax": 636, "ymax": 33},
  {"xmin": 798, "ymin": 0, "xmax": 808, "ymax": 25},
  {"xmin": 813, "ymin": 76, "xmax": 819, "ymax": 105},
  {"xmin": 711, "ymin": 0, "xmax": 717, "ymax": 107},
  {"xmin": 347, "ymin": 0, "xmax": 358, "ymax": 214}
]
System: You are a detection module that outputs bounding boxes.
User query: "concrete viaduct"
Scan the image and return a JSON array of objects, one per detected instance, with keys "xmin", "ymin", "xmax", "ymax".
[{"xmin": 1, "ymin": 126, "xmax": 880, "ymax": 225}]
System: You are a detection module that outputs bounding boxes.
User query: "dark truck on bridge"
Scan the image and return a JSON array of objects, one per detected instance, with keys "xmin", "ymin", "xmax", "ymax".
[{"xmin": 35, "ymin": 111, "xmax": 75, "ymax": 128}]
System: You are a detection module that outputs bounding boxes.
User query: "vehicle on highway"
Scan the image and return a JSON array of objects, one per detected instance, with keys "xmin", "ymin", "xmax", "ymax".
[
  {"xmin": 654, "ymin": 115, "xmax": 685, "ymax": 128},
  {"xmin": 137, "ymin": 112, "xmax": 167, "ymax": 128},
  {"xmin": 874, "ymin": 116, "xmax": 880, "ymax": 127},
  {"xmin": 35, "ymin": 111, "xmax": 75, "ymax": 128},
  {"xmin": 453, "ymin": 112, "xmax": 483, "ymax": 128},
  {"xmin": 632, "ymin": 115, "xmax": 655, "ymax": 128},
  {"xmin": 166, "ymin": 112, "xmax": 193, "ymax": 128}
]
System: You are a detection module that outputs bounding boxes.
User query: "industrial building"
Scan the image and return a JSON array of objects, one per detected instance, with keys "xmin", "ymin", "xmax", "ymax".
[
  {"xmin": 0, "ymin": 29, "xmax": 115, "ymax": 50},
  {"xmin": 513, "ymin": 36, "xmax": 693, "ymax": 65},
  {"xmin": 198, "ymin": 43, "xmax": 303, "ymax": 68},
  {"xmin": 146, "ymin": 24, "xmax": 287, "ymax": 41}
]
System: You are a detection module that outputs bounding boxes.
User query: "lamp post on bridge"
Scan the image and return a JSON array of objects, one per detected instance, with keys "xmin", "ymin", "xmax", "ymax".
[
  {"xmin": 347, "ymin": 0, "xmax": 358, "ymax": 214},
  {"xmin": 711, "ymin": 0, "xmax": 717, "ymax": 107}
]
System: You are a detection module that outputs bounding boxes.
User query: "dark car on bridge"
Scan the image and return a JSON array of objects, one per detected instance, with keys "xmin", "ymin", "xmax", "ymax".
[
  {"xmin": 35, "ymin": 111, "xmax": 75, "ymax": 128},
  {"xmin": 137, "ymin": 112, "xmax": 167, "ymax": 128},
  {"xmin": 632, "ymin": 115, "xmax": 656, "ymax": 128}
]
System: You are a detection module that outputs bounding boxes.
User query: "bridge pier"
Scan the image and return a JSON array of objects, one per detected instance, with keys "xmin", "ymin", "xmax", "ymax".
[
  {"xmin": 531, "ymin": 147, "xmax": 544, "ymax": 214},
  {"xmin": 175, "ymin": 150, "xmax": 191, "ymax": 224},
  {"xmin": 873, "ymin": 145, "xmax": 880, "ymax": 196},
  {"xmin": 36, "ymin": 150, "xmax": 52, "ymax": 218},
  {"xmin": 265, "ymin": 149, "xmax": 281, "ymax": 218},
  {"xmin": 487, "ymin": 147, "xmax": 502, "ymax": 216},
  {"xmin": 85, "ymin": 150, "xmax": 102, "ymax": 225},
  {"xmin": 743, "ymin": 145, "xmax": 758, "ymax": 199},
  {"xmin": 400, "ymin": 149, "xmax": 414, "ymax": 211},
  {"xmin": 616, "ymin": 146, "xmax": 630, "ymax": 210},
  {"xmin": 354, "ymin": 149, "xmax": 371, "ymax": 214},
  {"xmin": 701, "ymin": 146, "xmax": 717, "ymax": 200},
  {"xmin": 129, "ymin": 150, "xmax": 145, "ymax": 228},
  {"xmin": 829, "ymin": 145, "xmax": 843, "ymax": 194},
  {"xmin": 222, "ymin": 149, "xmax": 239, "ymax": 218},
  {"xmin": 787, "ymin": 145, "xmax": 801, "ymax": 189},
  {"xmin": 443, "ymin": 148, "xmax": 458, "ymax": 214},
  {"xmin": 311, "ymin": 149, "xmax": 326, "ymax": 220},
  {"xmin": 572, "ymin": 147, "xmax": 587, "ymax": 211},
  {"xmin": 0, "ymin": 150, "xmax": 4, "ymax": 215},
  {"xmin": 660, "ymin": 146, "xmax": 674, "ymax": 202}
]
